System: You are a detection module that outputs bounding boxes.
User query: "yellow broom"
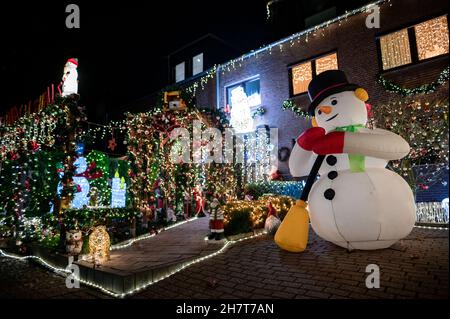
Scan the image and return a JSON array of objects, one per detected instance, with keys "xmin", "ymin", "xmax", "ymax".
[{"xmin": 275, "ymin": 155, "xmax": 325, "ymax": 252}]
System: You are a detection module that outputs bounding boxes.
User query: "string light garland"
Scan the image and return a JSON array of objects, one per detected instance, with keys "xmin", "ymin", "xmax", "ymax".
[
  {"xmin": 281, "ymin": 99, "xmax": 311, "ymax": 119},
  {"xmin": 414, "ymin": 224, "xmax": 449, "ymax": 230},
  {"xmin": 377, "ymin": 66, "xmax": 449, "ymax": 96},
  {"xmin": 185, "ymin": 0, "xmax": 388, "ymax": 97}
]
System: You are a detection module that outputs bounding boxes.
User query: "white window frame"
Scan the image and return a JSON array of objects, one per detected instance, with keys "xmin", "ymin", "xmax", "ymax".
[
  {"xmin": 192, "ymin": 53, "xmax": 204, "ymax": 76},
  {"xmin": 224, "ymin": 75, "xmax": 261, "ymax": 110},
  {"xmin": 175, "ymin": 62, "xmax": 185, "ymax": 83}
]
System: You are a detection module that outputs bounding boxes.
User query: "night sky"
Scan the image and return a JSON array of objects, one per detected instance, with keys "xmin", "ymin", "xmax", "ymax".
[{"xmin": 0, "ymin": 0, "xmax": 271, "ymax": 122}]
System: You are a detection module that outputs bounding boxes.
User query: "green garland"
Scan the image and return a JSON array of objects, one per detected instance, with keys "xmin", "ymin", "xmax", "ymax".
[
  {"xmin": 251, "ymin": 106, "xmax": 266, "ymax": 119},
  {"xmin": 377, "ymin": 67, "xmax": 449, "ymax": 96},
  {"xmin": 282, "ymin": 100, "xmax": 312, "ymax": 119}
]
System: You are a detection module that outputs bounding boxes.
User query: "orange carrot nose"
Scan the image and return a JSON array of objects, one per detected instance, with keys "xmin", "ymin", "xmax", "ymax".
[{"xmin": 318, "ymin": 106, "xmax": 333, "ymax": 114}]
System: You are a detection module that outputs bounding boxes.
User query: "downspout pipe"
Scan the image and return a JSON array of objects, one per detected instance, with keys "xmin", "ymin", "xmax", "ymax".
[{"xmin": 216, "ymin": 65, "xmax": 221, "ymax": 110}]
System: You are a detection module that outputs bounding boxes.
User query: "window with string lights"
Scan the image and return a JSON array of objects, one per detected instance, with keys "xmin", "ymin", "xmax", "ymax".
[
  {"xmin": 289, "ymin": 51, "xmax": 338, "ymax": 96},
  {"xmin": 378, "ymin": 15, "xmax": 449, "ymax": 71},
  {"xmin": 415, "ymin": 16, "xmax": 449, "ymax": 61}
]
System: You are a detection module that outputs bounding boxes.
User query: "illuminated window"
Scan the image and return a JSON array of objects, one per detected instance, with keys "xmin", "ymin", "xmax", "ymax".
[
  {"xmin": 175, "ymin": 62, "xmax": 185, "ymax": 82},
  {"xmin": 379, "ymin": 29, "xmax": 412, "ymax": 70},
  {"xmin": 193, "ymin": 53, "xmax": 204, "ymax": 75},
  {"xmin": 290, "ymin": 52, "xmax": 338, "ymax": 95},
  {"xmin": 415, "ymin": 16, "xmax": 449, "ymax": 60},
  {"xmin": 378, "ymin": 15, "xmax": 449, "ymax": 71},
  {"xmin": 225, "ymin": 78, "xmax": 260, "ymax": 133},
  {"xmin": 292, "ymin": 62, "xmax": 312, "ymax": 95},
  {"xmin": 226, "ymin": 78, "xmax": 261, "ymax": 109},
  {"xmin": 316, "ymin": 52, "xmax": 338, "ymax": 75}
]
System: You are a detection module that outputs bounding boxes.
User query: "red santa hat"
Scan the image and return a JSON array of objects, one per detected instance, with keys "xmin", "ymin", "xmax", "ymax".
[
  {"xmin": 267, "ymin": 202, "xmax": 277, "ymax": 217},
  {"xmin": 67, "ymin": 58, "xmax": 79, "ymax": 66}
]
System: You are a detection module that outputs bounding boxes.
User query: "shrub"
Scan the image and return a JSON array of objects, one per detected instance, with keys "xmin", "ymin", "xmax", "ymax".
[
  {"xmin": 222, "ymin": 195, "xmax": 296, "ymax": 235},
  {"xmin": 224, "ymin": 209, "xmax": 253, "ymax": 236}
]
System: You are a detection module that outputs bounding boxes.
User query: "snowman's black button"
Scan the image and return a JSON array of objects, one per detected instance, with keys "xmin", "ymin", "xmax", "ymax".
[
  {"xmin": 324, "ymin": 188, "xmax": 335, "ymax": 200},
  {"xmin": 326, "ymin": 155, "xmax": 337, "ymax": 166},
  {"xmin": 328, "ymin": 171, "xmax": 338, "ymax": 180}
]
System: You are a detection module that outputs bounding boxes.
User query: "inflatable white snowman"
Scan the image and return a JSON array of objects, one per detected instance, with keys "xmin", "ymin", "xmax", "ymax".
[
  {"xmin": 289, "ymin": 70, "xmax": 416, "ymax": 250},
  {"xmin": 62, "ymin": 58, "xmax": 78, "ymax": 97}
]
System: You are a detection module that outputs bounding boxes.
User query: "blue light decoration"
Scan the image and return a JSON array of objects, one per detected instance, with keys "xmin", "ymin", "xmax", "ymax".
[
  {"xmin": 71, "ymin": 143, "xmax": 90, "ymax": 209},
  {"xmin": 111, "ymin": 171, "xmax": 126, "ymax": 208},
  {"xmin": 75, "ymin": 142, "xmax": 85, "ymax": 155},
  {"xmin": 50, "ymin": 163, "xmax": 66, "ymax": 213}
]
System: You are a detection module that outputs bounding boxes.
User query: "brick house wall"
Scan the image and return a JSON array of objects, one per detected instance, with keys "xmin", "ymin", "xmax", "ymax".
[{"xmin": 190, "ymin": 0, "xmax": 449, "ymax": 181}]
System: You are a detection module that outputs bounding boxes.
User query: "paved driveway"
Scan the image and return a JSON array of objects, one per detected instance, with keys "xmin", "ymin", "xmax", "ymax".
[{"xmin": 0, "ymin": 227, "xmax": 447, "ymax": 299}]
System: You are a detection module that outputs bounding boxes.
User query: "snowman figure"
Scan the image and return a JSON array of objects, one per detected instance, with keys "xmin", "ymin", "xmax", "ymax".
[
  {"xmin": 229, "ymin": 86, "xmax": 254, "ymax": 133},
  {"xmin": 71, "ymin": 143, "xmax": 90, "ymax": 209},
  {"xmin": 289, "ymin": 70, "xmax": 416, "ymax": 250},
  {"xmin": 61, "ymin": 58, "xmax": 78, "ymax": 97}
]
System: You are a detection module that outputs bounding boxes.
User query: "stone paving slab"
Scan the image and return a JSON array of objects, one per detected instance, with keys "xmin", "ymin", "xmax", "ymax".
[{"xmin": 75, "ymin": 216, "xmax": 224, "ymax": 294}]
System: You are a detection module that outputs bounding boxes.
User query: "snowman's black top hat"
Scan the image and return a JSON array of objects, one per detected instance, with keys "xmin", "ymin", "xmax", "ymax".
[{"xmin": 307, "ymin": 70, "xmax": 359, "ymax": 115}]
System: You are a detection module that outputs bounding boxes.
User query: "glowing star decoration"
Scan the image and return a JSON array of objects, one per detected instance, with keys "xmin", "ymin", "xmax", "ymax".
[
  {"xmin": 61, "ymin": 58, "xmax": 78, "ymax": 97},
  {"xmin": 111, "ymin": 171, "xmax": 126, "ymax": 208},
  {"xmin": 89, "ymin": 225, "xmax": 110, "ymax": 265},
  {"xmin": 71, "ymin": 156, "xmax": 90, "ymax": 209},
  {"xmin": 108, "ymin": 138, "xmax": 117, "ymax": 151},
  {"xmin": 229, "ymin": 86, "xmax": 254, "ymax": 133}
]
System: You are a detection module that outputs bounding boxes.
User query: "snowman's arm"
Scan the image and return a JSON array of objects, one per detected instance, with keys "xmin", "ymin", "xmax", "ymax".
[
  {"xmin": 344, "ymin": 128, "xmax": 410, "ymax": 160},
  {"xmin": 289, "ymin": 143, "xmax": 317, "ymax": 177}
]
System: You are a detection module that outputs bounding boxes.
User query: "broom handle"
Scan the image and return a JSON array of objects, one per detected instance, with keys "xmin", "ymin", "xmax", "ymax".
[{"xmin": 300, "ymin": 155, "xmax": 326, "ymax": 202}]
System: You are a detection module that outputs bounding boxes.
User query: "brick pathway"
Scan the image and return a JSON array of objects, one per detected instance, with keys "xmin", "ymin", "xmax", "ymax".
[{"xmin": 0, "ymin": 227, "xmax": 448, "ymax": 299}]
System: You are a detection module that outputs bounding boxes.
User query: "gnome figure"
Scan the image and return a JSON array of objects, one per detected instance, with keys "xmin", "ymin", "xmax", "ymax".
[
  {"xmin": 289, "ymin": 70, "xmax": 416, "ymax": 250},
  {"xmin": 208, "ymin": 198, "xmax": 224, "ymax": 240},
  {"xmin": 264, "ymin": 202, "xmax": 281, "ymax": 235},
  {"xmin": 61, "ymin": 58, "xmax": 78, "ymax": 97},
  {"xmin": 166, "ymin": 203, "xmax": 177, "ymax": 223}
]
